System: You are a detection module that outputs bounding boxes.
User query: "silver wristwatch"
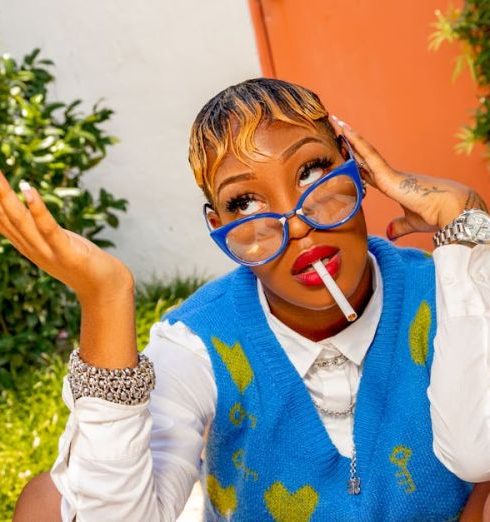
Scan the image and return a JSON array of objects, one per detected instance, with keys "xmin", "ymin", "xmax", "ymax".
[{"xmin": 433, "ymin": 208, "xmax": 490, "ymax": 247}]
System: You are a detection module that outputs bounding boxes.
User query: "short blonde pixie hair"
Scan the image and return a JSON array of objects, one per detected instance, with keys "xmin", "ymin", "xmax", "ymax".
[{"xmin": 188, "ymin": 78, "xmax": 338, "ymax": 203}]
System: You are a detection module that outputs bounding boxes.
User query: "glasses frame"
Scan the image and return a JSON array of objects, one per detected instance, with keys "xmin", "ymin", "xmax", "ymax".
[{"xmin": 204, "ymin": 135, "xmax": 364, "ymax": 267}]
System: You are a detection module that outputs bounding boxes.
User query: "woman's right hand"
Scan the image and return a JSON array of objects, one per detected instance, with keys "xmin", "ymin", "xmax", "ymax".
[{"xmin": 0, "ymin": 172, "xmax": 133, "ymax": 304}]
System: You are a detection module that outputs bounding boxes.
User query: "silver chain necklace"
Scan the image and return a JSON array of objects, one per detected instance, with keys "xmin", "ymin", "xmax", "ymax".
[
  {"xmin": 314, "ymin": 353, "xmax": 348, "ymax": 369},
  {"xmin": 312, "ymin": 398, "xmax": 355, "ymax": 418},
  {"xmin": 348, "ymin": 447, "xmax": 361, "ymax": 495},
  {"xmin": 311, "ymin": 353, "xmax": 361, "ymax": 494}
]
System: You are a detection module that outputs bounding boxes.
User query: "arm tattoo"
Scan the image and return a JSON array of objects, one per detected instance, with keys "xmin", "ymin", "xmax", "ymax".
[
  {"xmin": 399, "ymin": 176, "xmax": 448, "ymax": 197},
  {"xmin": 464, "ymin": 189, "xmax": 488, "ymax": 212}
]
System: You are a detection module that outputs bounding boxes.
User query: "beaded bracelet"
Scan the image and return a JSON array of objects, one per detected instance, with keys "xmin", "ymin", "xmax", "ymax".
[{"xmin": 68, "ymin": 349, "xmax": 156, "ymax": 405}]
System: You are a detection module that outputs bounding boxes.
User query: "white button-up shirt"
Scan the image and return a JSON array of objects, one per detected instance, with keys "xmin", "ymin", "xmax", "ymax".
[{"xmin": 50, "ymin": 245, "xmax": 490, "ymax": 521}]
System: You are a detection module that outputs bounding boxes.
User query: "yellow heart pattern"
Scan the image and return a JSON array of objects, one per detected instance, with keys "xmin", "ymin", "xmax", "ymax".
[
  {"xmin": 264, "ymin": 481, "xmax": 319, "ymax": 522},
  {"xmin": 207, "ymin": 474, "xmax": 238, "ymax": 518},
  {"xmin": 211, "ymin": 337, "xmax": 253, "ymax": 393},
  {"xmin": 408, "ymin": 300, "xmax": 431, "ymax": 365}
]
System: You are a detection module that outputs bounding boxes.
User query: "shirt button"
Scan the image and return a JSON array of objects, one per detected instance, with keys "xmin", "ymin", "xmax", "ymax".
[{"xmin": 475, "ymin": 272, "xmax": 487, "ymax": 283}]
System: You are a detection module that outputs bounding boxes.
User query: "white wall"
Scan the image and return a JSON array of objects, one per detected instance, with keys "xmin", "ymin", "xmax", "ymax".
[{"xmin": 0, "ymin": 1, "xmax": 261, "ymax": 282}]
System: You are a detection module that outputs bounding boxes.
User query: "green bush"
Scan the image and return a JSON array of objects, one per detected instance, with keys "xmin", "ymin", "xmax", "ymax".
[
  {"xmin": 0, "ymin": 278, "xmax": 204, "ymax": 521},
  {"xmin": 0, "ymin": 48, "xmax": 128, "ymax": 382},
  {"xmin": 430, "ymin": 1, "xmax": 490, "ymax": 156},
  {"xmin": 135, "ymin": 277, "xmax": 205, "ymax": 350}
]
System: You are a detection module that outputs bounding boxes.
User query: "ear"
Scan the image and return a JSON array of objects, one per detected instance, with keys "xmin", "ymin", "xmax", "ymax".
[
  {"xmin": 336, "ymin": 135, "xmax": 350, "ymax": 161},
  {"xmin": 204, "ymin": 205, "xmax": 223, "ymax": 230}
]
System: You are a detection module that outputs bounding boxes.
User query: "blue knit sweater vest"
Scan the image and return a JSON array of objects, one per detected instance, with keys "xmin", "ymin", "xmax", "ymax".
[{"xmin": 165, "ymin": 236, "xmax": 471, "ymax": 521}]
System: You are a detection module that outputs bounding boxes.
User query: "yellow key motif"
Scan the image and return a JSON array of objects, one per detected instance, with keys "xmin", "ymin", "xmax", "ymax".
[
  {"xmin": 232, "ymin": 448, "xmax": 259, "ymax": 481},
  {"xmin": 229, "ymin": 402, "xmax": 257, "ymax": 429},
  {"xmin": 389, "ymin": 445, "xmax": 416, "ymax": 493}
]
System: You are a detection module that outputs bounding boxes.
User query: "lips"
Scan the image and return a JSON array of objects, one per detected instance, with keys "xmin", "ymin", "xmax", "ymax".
[{"xmin": 291, "ymin": 245, "xmax": 340, "ymax": 275}]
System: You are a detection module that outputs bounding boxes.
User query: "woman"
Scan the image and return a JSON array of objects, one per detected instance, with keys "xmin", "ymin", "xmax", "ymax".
[{"xmin": 13, "ymin": 79, "xmax": 490, "ymax": 520}]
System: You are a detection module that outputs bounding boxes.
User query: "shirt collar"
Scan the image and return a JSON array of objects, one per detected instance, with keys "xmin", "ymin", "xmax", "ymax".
[{"xmin": 257, "ymin": 252, "xmax": 383, "ymax": 377}]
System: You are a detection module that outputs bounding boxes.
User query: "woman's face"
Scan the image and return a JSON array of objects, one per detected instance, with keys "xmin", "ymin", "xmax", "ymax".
[{"xmin": 210, "ymin": 120, "xmax": 369, "ymax": 316}]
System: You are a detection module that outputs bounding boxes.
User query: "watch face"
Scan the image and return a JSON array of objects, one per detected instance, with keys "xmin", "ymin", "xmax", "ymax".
[{"xmin": 464, "ymin": 210, "xmax": 490, "ymax": 243}]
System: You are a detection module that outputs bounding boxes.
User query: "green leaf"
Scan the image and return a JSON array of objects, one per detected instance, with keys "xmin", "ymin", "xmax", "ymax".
[
  {"xmin": 24, "ymin": 48, "xmax": 41, "ymax": 65},
  {"xmin": 32, "ymin": 153, "xmax": 54, "ymax": 163},
  {"xmin": 41, "ymin": 193, "xmax": 64, "ymax": 208},
  {"xmin": 34, "ymin": 136, "xmax": 56, "ymax": 151},
  {"xmin": 0, "ymin": 47, "xmax": 125, "ymax": 378},
  {"xmin": 53, "ymin": 187, "xmax": 81, "ymax": 198}
]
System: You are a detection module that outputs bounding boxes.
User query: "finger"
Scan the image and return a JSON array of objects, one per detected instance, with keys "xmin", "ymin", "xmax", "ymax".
[
  {"xmin": 352, "ymin": 151, "xmax": 376, "ymax": 186},
  {"xmin": 0, "ymin": 203, "xmax": 33, "ymax": 253},
  {"xmin": 0, "ymin": 175, "xmax": 45, "ymax": 255},
  {"xmin": 0, "ymin": 174, "xmax": 52, "ymax": 259},
  {"xmin": 386, "ymin": 216, "xmax": 418, "ymax": 241},
  {"xmin": 22, "ymin": 184, "xmax": 70, "ymax": 257},
  {"xmin": 330, "ymin": 116, "xmax": 397, "ymax": 191},
  {"xmin": 329, "ymin": 117, "xmax": 374, "ymax": 186}
]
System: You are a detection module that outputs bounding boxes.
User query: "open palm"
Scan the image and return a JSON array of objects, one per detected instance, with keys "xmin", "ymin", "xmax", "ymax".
[{"xmin": 0, "ymin": 172, "xmax": 133, "ymax": 303}]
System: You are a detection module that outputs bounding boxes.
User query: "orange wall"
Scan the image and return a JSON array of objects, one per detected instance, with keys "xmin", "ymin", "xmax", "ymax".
[{"xmin": 249, "ymin": 0, "xmax": 490, "ymax": 250}]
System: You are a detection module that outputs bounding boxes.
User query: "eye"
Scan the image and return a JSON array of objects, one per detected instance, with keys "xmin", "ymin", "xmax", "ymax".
[
  {"xmin": 225, "ymin": 194, "xmax": 264, "ymax": 216},
  {"xmin": 298, "ymin": 158, "xmax": 334, "ymax": 188}
]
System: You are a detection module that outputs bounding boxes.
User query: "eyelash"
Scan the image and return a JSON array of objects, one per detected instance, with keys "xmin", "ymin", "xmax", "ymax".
[
  {"xmin": 225, "ymin": 194, "xmax": 256, "ymax": 214},
  {"xmin": 298, "ymin": 157, "xmax": 334, "ymax": 182},
  {"xmin": 224, "ymin": 156, "xmax": 335, "ymax": 215}
]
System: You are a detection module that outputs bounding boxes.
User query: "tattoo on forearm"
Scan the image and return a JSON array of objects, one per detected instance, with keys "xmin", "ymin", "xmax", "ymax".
[
  {"xmin": 399, "ymin": 176, "xmax": 448, "ymax": 197},
  {"xmin": 464, "ymin": 190, "xmax": 488, "ymax": 212}
]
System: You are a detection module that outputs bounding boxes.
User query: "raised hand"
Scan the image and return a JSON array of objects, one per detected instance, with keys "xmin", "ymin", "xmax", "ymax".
[
  {"xmin": 330, "ymin": 116, "xmax": 488, "ymax": 241},
  {"xmin": 0, "ymin": 172, "xmax": 137, "ymax": 368},
  {"xmin": 0, "ymin": 173, "xmax": 133, "ymax": 303}
]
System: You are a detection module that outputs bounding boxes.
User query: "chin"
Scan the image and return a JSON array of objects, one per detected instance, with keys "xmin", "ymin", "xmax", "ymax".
[{"xmin": 269, "ymin": 278, "xmax": 356, "ymax": 312}]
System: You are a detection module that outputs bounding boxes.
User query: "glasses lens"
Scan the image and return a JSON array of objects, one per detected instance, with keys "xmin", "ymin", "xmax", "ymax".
[
  {"xmin": 226, "ymin": 217, "xmax": 284, "ymax": 263},
  {"xmin": 302, "ymin": 174, "xmax": 359, "ymax": 226}
]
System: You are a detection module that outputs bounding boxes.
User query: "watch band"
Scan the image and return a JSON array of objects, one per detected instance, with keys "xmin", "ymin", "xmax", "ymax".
[
  {"xmin": 432, "ymin": 219, "xmax": 466, "ymax": 248},
  {"xmin": 433, "ymin": 208, "xmax": 490, "ymax": 247}
]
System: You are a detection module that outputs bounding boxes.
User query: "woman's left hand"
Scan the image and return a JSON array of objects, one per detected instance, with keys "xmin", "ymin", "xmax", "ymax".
[{"xmin": 330, "ymin": 116, "xmax": 488, "ymax": 240}]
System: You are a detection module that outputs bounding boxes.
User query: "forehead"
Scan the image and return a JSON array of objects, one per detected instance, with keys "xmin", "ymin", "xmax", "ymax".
[{"xmin": 212, "ymin": 120, "xmax": 335, "ymax": 193}]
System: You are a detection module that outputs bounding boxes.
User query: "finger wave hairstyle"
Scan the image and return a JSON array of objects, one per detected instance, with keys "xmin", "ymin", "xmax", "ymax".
[{"xmin": 188, "ymin": 78, "xmax": 337, "ymax": 203}]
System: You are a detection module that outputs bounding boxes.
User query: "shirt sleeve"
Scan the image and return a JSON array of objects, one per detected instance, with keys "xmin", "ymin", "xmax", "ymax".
[
  {"xmin": 428, "ymin": 243, "xmax": 490, "ymax": 483},
  {"xmin": 50, "ymin": 320, "xmax": 216, "ymax": 522}
]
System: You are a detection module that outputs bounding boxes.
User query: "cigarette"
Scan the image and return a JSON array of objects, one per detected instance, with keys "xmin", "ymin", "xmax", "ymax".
[{"xmin": 311, "ymin": 260, "xmax": 357, "ymax": 322}]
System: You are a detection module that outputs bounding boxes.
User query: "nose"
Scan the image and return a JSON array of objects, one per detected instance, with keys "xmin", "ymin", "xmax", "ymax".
[{"xmin": 287, "ymin": 211, "xmax": 311, "ymax": 240}]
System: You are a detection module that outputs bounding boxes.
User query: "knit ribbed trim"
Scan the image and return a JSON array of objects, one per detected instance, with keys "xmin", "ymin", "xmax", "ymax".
[
  {"xmin": 231, "ymin": 236, "xmax": 405, "ymax": 493},
  {"xmin": 353, "ymin": 236, "xmax": 405, "ymax": 492}
]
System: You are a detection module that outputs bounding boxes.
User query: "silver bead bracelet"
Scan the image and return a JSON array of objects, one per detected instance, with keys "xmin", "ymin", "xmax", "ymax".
[{"xmin": 68, "ymin": 349, "xmax": 156, "ymax": 405}]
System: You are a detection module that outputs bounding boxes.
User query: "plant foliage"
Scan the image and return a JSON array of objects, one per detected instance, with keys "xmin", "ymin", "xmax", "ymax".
[
  {"xmin": 135, "ymin": 277, "xmax": 205, "ymax": 351},
  {"xmin": 0, "ymin": 49, "xmax": 127, "ymax": 381},
  {"xmin": 429, "ymin": 1, "xmax": 490, "ymax": 156},
  {"xmin": 0, "ymin": 279, "xmax": 203, "ymax": 520}
]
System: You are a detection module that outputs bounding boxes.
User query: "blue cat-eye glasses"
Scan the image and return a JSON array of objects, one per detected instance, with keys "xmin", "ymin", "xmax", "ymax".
[{"xmin": 204, "ymin": 136, "xmax": 365, "ymax": 267}]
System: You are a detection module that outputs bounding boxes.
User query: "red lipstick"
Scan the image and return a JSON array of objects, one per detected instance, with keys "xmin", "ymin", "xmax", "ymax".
[{"xmin": 291, "ymin": 245, "xmax": 341, "ymax": 286}]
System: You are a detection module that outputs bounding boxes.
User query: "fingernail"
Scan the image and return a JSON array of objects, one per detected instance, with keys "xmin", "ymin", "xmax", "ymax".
[
  {"xmin": 19, "ymin": 180, "xmax": 34, "ymax": 203},
  {"xmin": 340, "ymin": 120, "xmax": 352, "ymax": 131},
  {"xmin": 386, "ymin": 223, "xmax": 394, "ymax": 241},
  {"xmin": 332, "ymin": 115, "xmax": 345, "ymax": 128}
]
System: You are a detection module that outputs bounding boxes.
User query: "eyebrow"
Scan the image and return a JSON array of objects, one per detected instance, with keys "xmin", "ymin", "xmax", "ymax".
[
  {"xmin": 216, "ymin": 172, "xmax": 256, "ymax": 197},
  {"xmin": 215, "ymin": 136, "xmax": 328, "ymax": 196},
  {"xmin": 280, "ymin": 136, "xmax": 326, "ymax": 161}
]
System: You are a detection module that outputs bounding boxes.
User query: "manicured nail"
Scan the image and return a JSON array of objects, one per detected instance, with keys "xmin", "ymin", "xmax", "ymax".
[
  {"xmin": 386, "ymin": 223, "xmax": 394, "ymax": 240},
  {"xmin": 331, "ymin": 114, "xmax": 351, "ymax": 131},
  {"xmin": 331, "ymin": 114, "xmax": 344, "ymax": 127},
  {"xmin": 19, "ymin": 180, "xmax": 34, "ymax": 204}
]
